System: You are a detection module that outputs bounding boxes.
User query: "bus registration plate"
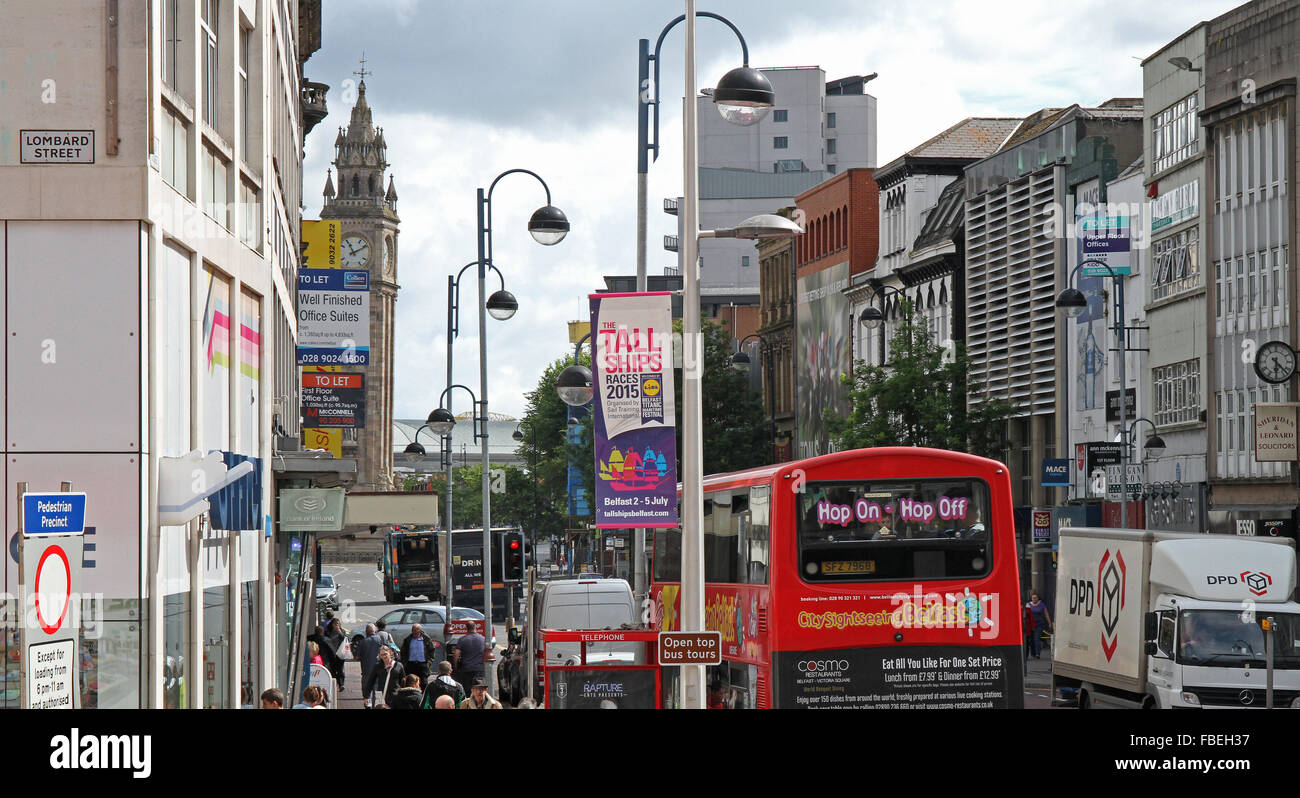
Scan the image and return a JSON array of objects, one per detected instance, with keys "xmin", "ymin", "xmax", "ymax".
[{"xmin": 822, "ymin": 560, "xmax": 875, "ymax": 575}]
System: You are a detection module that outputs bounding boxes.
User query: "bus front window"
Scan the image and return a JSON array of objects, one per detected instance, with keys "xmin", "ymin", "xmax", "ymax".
[{"xmin": 797, "ymin": 479, "xmax": 992, "ymax": 582}]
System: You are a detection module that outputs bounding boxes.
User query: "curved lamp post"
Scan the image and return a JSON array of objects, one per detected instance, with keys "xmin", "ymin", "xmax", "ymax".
[
  {"xmin": 857, "ymin": 283, "xmax": 913, "ymax": 365},
  {"xmin": 469, "ymin": 169, "xmax": 568, "ymax": 694},
  {"xmin": 1056, "ymin": 258, "xmax": 1146, "ymax": 526},
  {"xmin": 729, "ymin": 333, "xmax": 778, "ymax": 463},
  {"xmin": 676, "ymin": 0, "xmax": 799, "ymax": 708},
  {"xmin": 637, "ymin": 12, "xmax": 773, "ymax": 284}
]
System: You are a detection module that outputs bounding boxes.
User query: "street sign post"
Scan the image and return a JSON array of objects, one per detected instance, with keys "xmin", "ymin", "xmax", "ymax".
[
  {"xmin": 657, "ymin": 631, "xmax": 722, "ymax": 666},
  {"xmin": 18, "ymin": 486, "xmax": 85, "ymax": 709}
]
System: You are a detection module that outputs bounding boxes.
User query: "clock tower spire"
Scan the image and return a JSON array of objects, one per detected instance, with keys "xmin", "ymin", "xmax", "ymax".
[{"xmin": 320, "ymin": 63, "xmax": 400, "ymax": 490}]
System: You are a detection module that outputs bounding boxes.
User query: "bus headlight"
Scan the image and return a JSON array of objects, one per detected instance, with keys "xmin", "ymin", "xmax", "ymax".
[{"xmin": 1180, "ymin": 691, "xmax": 1200, "ymax": 706}]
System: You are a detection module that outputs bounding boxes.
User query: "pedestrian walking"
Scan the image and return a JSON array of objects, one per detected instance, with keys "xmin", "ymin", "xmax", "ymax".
[
  {"xmin": 364, "ymin": 645, "xmax": 406, "ymax": 708},
  {"xmin": 260, "ymin": 688, "xmax": 285, "ymax": 709},
  {"xmin": 400, "ymin": 623, "xmax": 436, "ymax": 682},
  {"xmin": 375, "ymin": 620, "xmax": 396, "ymax": 648},
  {"xmin": 458, "ymin": 677, "xmax": 503, "ymax": 709},
  {"xmin": 292, "ymin": 685, "xmax": 328, "ymax": 709},
  {"xmin": 421, "ymin": 660, "xmax": 466, "ymax": 709},
  {"xmin": 390, "ymin": 674, "xmax": 424, "ymax": 709},
  {"xmin": 357, "ymin": 624, "xmax": 385, "ymax": 708},
  {"xmin": 323, "ymin": 618, "xmax": 348, "ymax": 689},
  {"xmin": 1025, "ymin": 591, "xmax": 1053, "ymax": 659},
  {"xmin": 455, "ymin": 620, "xmax": 486, "ymax": 692}
]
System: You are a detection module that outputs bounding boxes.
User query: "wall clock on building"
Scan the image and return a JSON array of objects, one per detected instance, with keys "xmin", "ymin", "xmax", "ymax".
[
  {"xmin": 382, "ymin": 237, "xmax": 395, "ymax": 279},
  {"xmin": 1254, "ymin": 340, "xmax": 1296, "ymax": 384},
  {"xmin": 341, "ymin": 235, "xmax": 371, "ymax": 268}
]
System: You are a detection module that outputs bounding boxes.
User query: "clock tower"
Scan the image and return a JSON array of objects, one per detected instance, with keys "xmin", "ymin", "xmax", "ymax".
[{"xmin": 320, "ymin": 66, "xmax": 400, "ymax": 489}]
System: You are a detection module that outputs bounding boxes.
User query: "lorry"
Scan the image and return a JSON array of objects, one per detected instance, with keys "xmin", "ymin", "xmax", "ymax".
[
  {"xmin": 380, "ymin": 528, "xmax": 441, "ymax": 603},
  {"xmin": 438, "ymin": 527, "xmax": 521, "ymax": 623},
  {"xmin": 1052, "ymin": 527, "xmax": 1300, "ymax": 709}
]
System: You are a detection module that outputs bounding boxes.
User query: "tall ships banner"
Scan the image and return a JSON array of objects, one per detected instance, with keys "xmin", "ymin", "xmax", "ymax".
[{"xmin": 589, "ymin": 292, "xmax": 678, "ymax": 529}]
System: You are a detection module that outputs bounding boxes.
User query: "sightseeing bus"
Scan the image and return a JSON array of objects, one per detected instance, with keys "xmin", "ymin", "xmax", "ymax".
[{"xmin": 650, "ymin": 447, "xmax": 1024, "ymax": 709}]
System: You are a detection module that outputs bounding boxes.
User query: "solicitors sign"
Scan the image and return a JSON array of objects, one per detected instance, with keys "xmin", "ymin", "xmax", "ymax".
[{"xmin": 1254, "ymin": 403, "xmax": 1299, "ymax": 462}]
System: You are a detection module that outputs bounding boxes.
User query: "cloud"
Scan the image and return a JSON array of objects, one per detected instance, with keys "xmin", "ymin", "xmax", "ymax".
[{"xmin": 302, "ymin": 0, "xmax": 1240, "ymax": 419}]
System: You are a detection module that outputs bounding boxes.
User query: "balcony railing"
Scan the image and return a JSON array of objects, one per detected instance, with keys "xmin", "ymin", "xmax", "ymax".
[
  {"xmin": 663, "ymin": 235, "xmax": 679, "ymax": 253},
  {"xmin": 664, "ymin": 198, "xmax": 679, "ymax": 215},
  {"xmin": 301, "ymin": 80, "xmax": 329, "ymax": 135}
]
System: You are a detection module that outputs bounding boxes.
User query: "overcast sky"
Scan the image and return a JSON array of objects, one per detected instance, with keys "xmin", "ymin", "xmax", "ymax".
[{"xmin": 301, "ymin": 0, "xmax": 1230, "ymax": 420}]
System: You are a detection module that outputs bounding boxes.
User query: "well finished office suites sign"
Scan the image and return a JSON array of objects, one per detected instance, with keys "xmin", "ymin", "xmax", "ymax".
[
  {"xmin": 589, "ymin": 292, "xmax": 677, "ymax": 529},
  {"xmin": 296, "ymin": 268, "xmax": 370, "ymax": 365}
]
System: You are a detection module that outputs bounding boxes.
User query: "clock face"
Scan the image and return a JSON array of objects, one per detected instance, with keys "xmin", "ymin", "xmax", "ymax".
[
  {"xmin": 341, "ymin": 235, "xmax": 371, "ymax": 267},
  {"xmin": 1254, "ymin": 341, "xmax": 1296, "ymax": 384}
]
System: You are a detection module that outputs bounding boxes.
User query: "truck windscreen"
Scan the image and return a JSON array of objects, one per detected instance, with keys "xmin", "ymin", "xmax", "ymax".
[
  {"xmin": 1178, "ymin": 611, "xmax": 1300, "ymax": 668},
  {"xmin": 797, "ymin": 478, "xmax": 992, "ymax": 581},
  {"xmin": 397, "ymin": 537, "xmax": 435, "ymax": 567}
]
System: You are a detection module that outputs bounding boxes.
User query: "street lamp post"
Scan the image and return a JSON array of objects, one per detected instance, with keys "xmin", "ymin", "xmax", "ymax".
[
  {"xmin": 473, "ymin": 169, "xmax": 568, "ymax": 695},
  {"xmin": 729, "ymin": 333, "xmax": 778, "ymax": 463},
  {"xmin": 1056, "ymin": 258, "xmax": 1147, "ymax": 527},
  {"xmin": 678, "ymin": 0, "xmax": 798, "ymax": 708},
  {"xmin": 1125, "ymin": 417, "xmax": 1167, "ymax": 500},
  {"xmin": 857, "ymin": 282, "xmax": 913, "ymax": 366}
]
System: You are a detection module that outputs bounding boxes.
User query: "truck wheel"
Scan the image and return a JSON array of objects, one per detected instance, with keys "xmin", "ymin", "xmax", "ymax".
[
  {"xmin": 1141, "ymin": 696, "xmax": 1157, "ymax": 709},
  {"xmin": 1077, "ymin": 689, "xmax": 1089, "ymax": 709}
]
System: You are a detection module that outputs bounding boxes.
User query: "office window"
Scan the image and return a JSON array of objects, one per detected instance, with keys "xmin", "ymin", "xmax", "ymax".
[
  {"xmin": 239, "ymin": 27, "xmax": 250, "ymax": 157},
  {"xmin": 827, "ymin": 164, "xmax": 836, "ymax": 175},
  {"xmin": 161, "ymin": 0, "xmax": 180, "ymax": 89},
  {"xmin": 826, "ymin": 112, "xmax": 836, "ymax": 129},
  {"xmin": 827, "ymin": 138, "xmax": 837, "ymax": 155},
  {"xmin": 1151, "ymin": 227, "xmax": 1200, "ymax": 301},
  {"xmin": 1152, "ymin": 93, "xmax": 1198, "ymax": 174},
  {"xmin": 239, "ymin": 179, "xmax": 260, "ymax": 250},
  {"xmin": 741, "ymin": 256, "xmax": 750, "ymax": 268},
  {"xmin": 773, "ymin": 109, "xmax": 788, "ymax": 123},
  {"xmin": 1153, "ymin": 359, "xmax": 1200, "ymax": 426},
  {"xmin": 201, "ymin": 0, "xmax": 218, "ymax": 126},
  {"xmin": 773, "ymin": 137, "xmax": 788, "ymax": 149},
  {"xmin": 161, "ymin": 105, "xmax": 190, "ymax": 196},
  {"xmin": 203, "ymin": 145, "xmax": 230, "ymax": 228}
]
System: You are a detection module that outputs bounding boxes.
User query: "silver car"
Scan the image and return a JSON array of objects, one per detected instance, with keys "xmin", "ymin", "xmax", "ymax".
[
  {"xmin": 315, "ymin": 573, "xmax": 340, "ymax": 610},
  {"xmin": 349, "ymin": 605, "xmax": 494, "ymax": 659}
]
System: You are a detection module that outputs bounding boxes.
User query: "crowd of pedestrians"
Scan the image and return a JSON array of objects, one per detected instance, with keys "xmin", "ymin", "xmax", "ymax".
[{"xmin": 261, "ymin": 614, "xmax": 536, "ymax": 709}]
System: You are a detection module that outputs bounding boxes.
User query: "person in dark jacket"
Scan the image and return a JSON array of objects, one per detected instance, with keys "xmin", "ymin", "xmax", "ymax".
[
  {"xmin": 390, "ymin": 674, "xmax": 424, "ymax": 710},
  {"xmin": 364, "ymin": 645, "xmax": 406, "ymax": 708},
  {"xmin": 400, "ymin": 623, "xmax": 438, "ymax": 683},
  {"xmin": 306, "ymin": 630, "xmax": 344, "ymax": 689},
  {"xmin": 421, "ymin": 660, "xmax": 466, "ymax": 708},
  {"xmin": 357, "ymin": 624, "xmax": 385, "ymax": 708},
  {"xmin": 323, "ymin": 618, "xmax": 348, "ymax": 689}
]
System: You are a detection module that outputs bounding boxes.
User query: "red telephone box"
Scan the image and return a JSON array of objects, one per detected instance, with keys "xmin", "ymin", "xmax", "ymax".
[{"xmin": 540, "ymin": 630, "xmax": 661, "ymax": 709}]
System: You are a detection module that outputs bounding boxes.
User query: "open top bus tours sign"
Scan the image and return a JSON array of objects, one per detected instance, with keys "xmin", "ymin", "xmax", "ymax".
[{"xmin": 589, "ymin": 292, "xmax": 677, "ymax": 529}]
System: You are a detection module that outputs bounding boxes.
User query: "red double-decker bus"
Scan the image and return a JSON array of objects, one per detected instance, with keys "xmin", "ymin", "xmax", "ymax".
[{"xmin": 650, "ymin": 447, "xmax": 1024, "ymax": 709}]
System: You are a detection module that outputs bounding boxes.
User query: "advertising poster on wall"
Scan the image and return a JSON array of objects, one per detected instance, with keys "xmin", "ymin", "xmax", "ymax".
[
  {"xmin": 795, "ymin": 261, "xmax": 850, "ymax": 459},
  {"xmin": 589, "ymin": 292, "xmax": 677, "ymax": 529}
]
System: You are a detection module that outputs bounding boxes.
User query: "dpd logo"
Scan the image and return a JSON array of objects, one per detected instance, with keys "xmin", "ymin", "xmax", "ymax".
[
  {"xmin": 1098, "ymin": 549, "xmax": 1127, "ymax": 661},
  {"xmin": 1241, "ymin": 571, "xmax": 1272, "ymax": 597}
]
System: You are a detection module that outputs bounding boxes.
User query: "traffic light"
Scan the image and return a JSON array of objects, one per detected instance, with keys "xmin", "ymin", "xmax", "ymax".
[{"xmin": 502, "ymin": 531, "xmax": 525, "ymax": 582}]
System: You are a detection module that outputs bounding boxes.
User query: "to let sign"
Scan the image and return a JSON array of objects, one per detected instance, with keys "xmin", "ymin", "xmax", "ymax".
[{"xmin": 657, "ymin": 631, "xmax": 722, "ymax": 665}]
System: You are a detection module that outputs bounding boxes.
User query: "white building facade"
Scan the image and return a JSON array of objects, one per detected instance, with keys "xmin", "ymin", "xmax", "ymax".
[{"xmin": 0, "ymin": 0, "xmax": 322, "ymax": 708}]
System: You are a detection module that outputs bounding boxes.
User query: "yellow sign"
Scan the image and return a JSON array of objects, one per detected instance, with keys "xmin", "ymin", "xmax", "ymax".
[
  {"xmin": 301, "ymin": 220, "xmax": 340, "ymax": 268},
  {"xmin": 642, "ymin": 377, "xmax": 661, "ymax": 397},
  {"xmin": 303, "ymin": 428, "xmax": 341, "ymax": 458}
]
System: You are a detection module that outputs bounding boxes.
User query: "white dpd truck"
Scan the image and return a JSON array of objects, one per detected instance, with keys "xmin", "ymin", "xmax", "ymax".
[{"xmin": 1052, "ymin": 527, "xmax": 1300, "ymax": 709}]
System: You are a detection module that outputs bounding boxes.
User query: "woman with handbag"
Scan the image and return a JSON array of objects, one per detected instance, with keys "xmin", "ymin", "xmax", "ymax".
[{"xmin": 364, "ymin": 645, "xmax": 405, "ymax": 708}]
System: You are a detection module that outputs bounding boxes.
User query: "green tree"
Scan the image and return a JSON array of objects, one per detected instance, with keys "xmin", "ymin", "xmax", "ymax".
[
  {"xmin": 673, "ymin": 319, "xmax": 769, "ymax": 474},
  {"xmin": 827, "ymin": 304, "xmax": 1017, "ymax": 459},
  {"xmin": 516, "ymin": 351, "xmax": 595, "ymax": 538}
]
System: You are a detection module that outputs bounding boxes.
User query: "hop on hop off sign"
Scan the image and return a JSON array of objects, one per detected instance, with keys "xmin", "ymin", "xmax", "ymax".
[{"xmin": 589, "ymin": 292, "xmax": 678, "ymax": 529}]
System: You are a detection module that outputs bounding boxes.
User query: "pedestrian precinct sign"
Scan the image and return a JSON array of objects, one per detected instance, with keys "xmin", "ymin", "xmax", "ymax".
[{"xmin": 22, "ymin": 493, "xmax": 86, "ymax": 536}]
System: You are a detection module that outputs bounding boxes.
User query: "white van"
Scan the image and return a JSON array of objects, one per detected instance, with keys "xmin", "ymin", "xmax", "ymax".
[{"xmin": 527, "ymin": 577, "xmax": 641, "ymax": 686}]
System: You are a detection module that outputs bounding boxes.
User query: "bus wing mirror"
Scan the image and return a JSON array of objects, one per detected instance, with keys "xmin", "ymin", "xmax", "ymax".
[{"xmin": 1145, "ymin": 641, "xmax": 1158, "ymax": 656}]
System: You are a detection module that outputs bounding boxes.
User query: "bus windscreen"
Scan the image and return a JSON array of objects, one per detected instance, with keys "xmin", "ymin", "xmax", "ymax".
[{"xmin": 798, "ymin": 478, "xmax": 992, "ymax": 582}]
